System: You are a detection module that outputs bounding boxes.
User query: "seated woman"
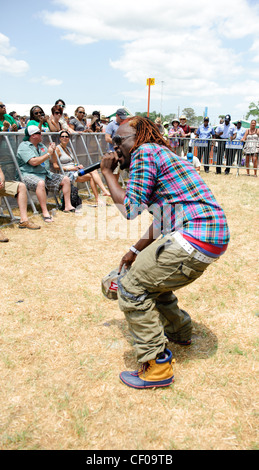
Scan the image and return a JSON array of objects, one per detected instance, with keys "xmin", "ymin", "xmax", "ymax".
[
  {"xmin": 53, "ymin": 131, "xmax": 110, "ymax": 204},
  {"xmin": 48, "ymin": 105, "xmax": 63, "ymax": 132},
  {"xmin": 68, "ymin": 106, "xmax": 91, "ymax": 133},
  {"xmin": 27, "ymin": 105, "xmax": 50, "ymax": 132}
]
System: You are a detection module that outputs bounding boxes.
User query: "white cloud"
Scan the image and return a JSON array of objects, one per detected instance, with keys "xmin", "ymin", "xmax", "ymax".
[
  {"xmin": 0, "ymin": 33, "xmax": 29, "ymax": 75},
  {"xmin": 30, "ymin": 76, "xmax": 63, "ymax": 86},
  {"xmin": 40, "ymin": 0, "xmax": 259, "ymax": 113}
]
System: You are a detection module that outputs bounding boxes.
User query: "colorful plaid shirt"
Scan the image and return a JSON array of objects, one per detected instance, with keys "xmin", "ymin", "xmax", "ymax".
[{"xmin": 124, "ymin": 143, "xmax": 230, "ymax": 245}]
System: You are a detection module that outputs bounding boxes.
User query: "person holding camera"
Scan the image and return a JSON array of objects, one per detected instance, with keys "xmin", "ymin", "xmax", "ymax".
[
  {"xmin": 27, "ymin": 105, "xmax": 50, "ymax": 132},
  {"xmin": 16, "ymin": 126, "xmax": 75, "ymax": 222}
]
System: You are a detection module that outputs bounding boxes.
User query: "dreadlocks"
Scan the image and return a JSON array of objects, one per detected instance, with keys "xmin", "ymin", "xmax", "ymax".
[{"xmin": 124, "ymin": 116, "xmax": 172, "ymax": 154}]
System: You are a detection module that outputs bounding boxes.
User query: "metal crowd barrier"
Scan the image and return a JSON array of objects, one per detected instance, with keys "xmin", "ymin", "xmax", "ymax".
[
  {"xmin": 0, "ymin": 132, "xmax": 109, "ymax": 221},
  {"xmin": 170, "ymin": 137, "xmax": 251, "ymax": 175}
]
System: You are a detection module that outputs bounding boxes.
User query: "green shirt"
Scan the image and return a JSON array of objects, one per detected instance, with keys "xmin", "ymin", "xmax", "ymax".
[
  {"xmin": 16, "ymin": 140, "xmax": 51, "ymax": 179},
  {"xmin": 27, "ymin": 119, "xmax": 50, "ymax": 132},
  {"xmin": 0, "ymin": 114, "xmax": 17, "ymax": 131}
]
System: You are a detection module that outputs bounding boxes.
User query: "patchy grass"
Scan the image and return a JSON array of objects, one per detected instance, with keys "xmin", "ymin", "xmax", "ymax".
[{"xmin": 0, "ymin": 170, "xmax": 258, "ymax": 450}]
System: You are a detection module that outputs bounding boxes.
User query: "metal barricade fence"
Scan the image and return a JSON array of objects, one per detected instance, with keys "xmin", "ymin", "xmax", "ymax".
[
  {"xmin": 0, "ymin": 132, "xmax": 108, "ymax": 221},
  {"xmin": 0, "ymin": 132, "xmax": 256, "ymax": 221},
  {"xmin": 173, "ymin": 137, "xmax": 248, "ymax": 174}
]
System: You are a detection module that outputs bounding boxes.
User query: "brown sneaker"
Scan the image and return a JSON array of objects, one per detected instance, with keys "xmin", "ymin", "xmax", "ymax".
[
  {"xmin": 18, "ymin": 220, "xmax": 41, "ymax": 230},
  {"xmin": 0, "ymin": 230, "xmax": 9, "ymax": 242}
]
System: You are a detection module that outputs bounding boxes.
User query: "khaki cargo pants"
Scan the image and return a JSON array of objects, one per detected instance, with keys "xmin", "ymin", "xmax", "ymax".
[{"xmin": 117, "ymin": 233, "xmax": 211, "ymax": 363}]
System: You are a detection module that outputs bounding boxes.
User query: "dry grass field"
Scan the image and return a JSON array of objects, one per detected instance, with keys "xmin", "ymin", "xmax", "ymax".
[{"xmin": 0, "ymin": 170, "xmax": 258, "ymax": 451}]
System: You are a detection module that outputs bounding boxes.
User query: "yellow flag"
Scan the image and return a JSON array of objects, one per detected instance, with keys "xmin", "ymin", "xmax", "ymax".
[{"xmin": 146, "ymin": 78, "xmax": 155, "ymax": 86}]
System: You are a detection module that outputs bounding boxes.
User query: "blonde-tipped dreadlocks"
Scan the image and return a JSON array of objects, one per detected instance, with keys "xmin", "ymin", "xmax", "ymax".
[{"xmin": 124, "ymin": 116, "xmax": 172, "ymax": 154}]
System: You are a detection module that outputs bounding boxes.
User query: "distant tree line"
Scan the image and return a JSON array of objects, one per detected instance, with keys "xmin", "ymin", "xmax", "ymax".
[
  {"xmin": 135, "ymin": 107, "xmax": 204, "ymax": 126},
  {"xmin": 136, "ymin": 101, "xmax": 259, "ymax": 125}
]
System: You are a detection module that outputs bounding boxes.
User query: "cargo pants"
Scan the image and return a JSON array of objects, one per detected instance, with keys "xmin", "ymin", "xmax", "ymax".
[{"xmin": 117, "ymin": 233, "xmax": 211, "ymax": 363}]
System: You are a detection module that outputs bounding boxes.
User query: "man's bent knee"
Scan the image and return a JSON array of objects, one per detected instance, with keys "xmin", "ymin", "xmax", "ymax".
[
  {"xmin": 61, "ymin": 176, "xmax": 70, "ymax": 185},
  {"xmin": 18, "ymin": 182, "xmax": 26, "ymax": 192},
  {"xmin": 36, "ymin": 179, "xmax": 46, "ymax": 191}
]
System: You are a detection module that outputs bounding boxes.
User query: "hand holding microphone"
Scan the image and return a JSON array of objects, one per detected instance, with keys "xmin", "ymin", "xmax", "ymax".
[
  {"xmin": 73, "ymin": 161, "xmax": 101, "ymax": 179},
  {"xmin": 74, "ymin": 152, "xmax": 119, "ymax": 178}
]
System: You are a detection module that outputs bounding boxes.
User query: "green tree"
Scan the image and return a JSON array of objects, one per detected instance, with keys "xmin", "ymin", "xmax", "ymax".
[
  {"xmin": 195, "ymin": 116, "xmax": 204, "ymax": 126},
  {"xmin": 246, "ymin": 101, "xmax": 259, "ymax": 120},
  {"xmin": 164, "ymin": 113, "xmax": 176, "ymax": 123},
  {"xmin": 135, "ymin": 110, "xmax": 160, "ymax": 122},
  {"xmin": 181, "ymin": 108, "xmax": 197, "ymax": 125}
]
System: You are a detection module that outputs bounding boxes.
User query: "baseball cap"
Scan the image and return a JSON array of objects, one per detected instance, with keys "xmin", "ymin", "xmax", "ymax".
[
  {"xmin": 23, "ymin": 125, "xmax": 41, "ymax": 141},
  {"xmin": 204, "ymin": 116, "xmax": 209, "ymax": 121},
  {"xmin": 116, "ymin": 108, "xmax": 128, "ymax": 120},
  {"xmin": 225, "ymin": 114, "xmax": 231, "ymax": 121}
]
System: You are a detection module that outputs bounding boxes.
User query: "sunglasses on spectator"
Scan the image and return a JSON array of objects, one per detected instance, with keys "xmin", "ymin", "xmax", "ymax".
[
  {"xmin": 60, "ymin": 134, "xmax": 69, "ymax": 138},
  {"xmin": 57, "ymin": 104, "xmax": 65, "ymax": 108},
  {"xmin": 112, "ymin": 134, "xmax": 135, "ymax": 146},
  {"xmin": 54, "ymin": 112, "xmax": 61, "ymax": 115},
  {"xmin": 78, "ymin": 111, "xmax": 85, "ymax": 114},
  {"xmin": 0, "ymin": 104, "xmax": 6, "ymax": 108},
  {"xmin": 34, "ymin": 111, "xmax": 44, "ymax": 116}
]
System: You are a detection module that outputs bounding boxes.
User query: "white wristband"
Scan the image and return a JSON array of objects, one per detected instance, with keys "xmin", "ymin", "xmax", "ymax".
[{"xmin": 130, "ymin": 246, "xmax": 140, "ymax": 255}]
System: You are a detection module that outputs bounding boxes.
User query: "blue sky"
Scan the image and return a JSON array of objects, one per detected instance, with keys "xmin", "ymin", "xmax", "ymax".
[{"xmin": 1, "ymin": 0, "xmax": 259, "ymax": 124}]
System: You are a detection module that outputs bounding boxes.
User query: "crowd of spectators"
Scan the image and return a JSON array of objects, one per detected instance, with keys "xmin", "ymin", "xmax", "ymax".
[
  {"xmin": 0, "ymin": 99, "xmax": 258, "ymax": 242},
  {"xmin": 156, "ymin": 114, "xmax": 258, "ymax": 176},
  {"xmin": 0, "ymin": 101, "xmax": 127, "ymax": 241},
  {"xmin": 0, "ymin": 99, "xmax": 111, "ymax": 135}
]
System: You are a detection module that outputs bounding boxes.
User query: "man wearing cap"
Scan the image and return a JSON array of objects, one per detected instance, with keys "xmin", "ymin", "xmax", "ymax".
[
  {"xmin": 105, "ymin": 108, "xmax": 128, "ymax": 180},
  {"xmin": 16, "ymin": 126, "xmax": 75, "ymax": 222},
  {"xmin": 163, "ymin": 121, "xmax": 169, "ymax": 139},
  {"xmin": 105, "ymin": 109, "xmax": 128, "ymax": 152},
  {"xmin": 215, "ymin": 114, "xmax": 236, "ymax": 174},
  {"xmin": 179, "ymin": 115, "xmax": 191, "ymax": 156},
  {"xmin": 195, "ymin": 117, "xmax": 215, "ymax": 173}
]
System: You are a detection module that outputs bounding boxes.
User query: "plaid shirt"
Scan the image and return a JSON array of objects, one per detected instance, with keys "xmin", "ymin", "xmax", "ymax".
[{"xmin": 124, "ymin": 143, "xmax": 230, "ymax": 245}]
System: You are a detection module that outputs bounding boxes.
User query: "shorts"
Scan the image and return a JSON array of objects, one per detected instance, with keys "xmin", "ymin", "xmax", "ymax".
[
  {"xmin": 0, "ymin": 181, "xmax": 20, "ymax": 197},
  {"xmin": 22, "ymin": 173, "xmax": 64, "ymax": 193},
  {"xmin": 65, "ymin": 171, "xmax": 77, "ymax": 182}
]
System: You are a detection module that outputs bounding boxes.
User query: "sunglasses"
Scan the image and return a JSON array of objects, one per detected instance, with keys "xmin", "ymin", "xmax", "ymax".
[
  {"xmin": 112, "ymin": 134, "xmax": 135, "ymax": 146},
  {"xmin": 57, "ymin": 104, "xmax": 65, "ymax": 108},
  {"xmin": 34, "ymin": 111, "xmax": 44, "ymax": 116},
  {"xmin": 78, "ymin": 111, "xmax": 85, "ymax": 114},
  {"xmin": 0, "ymin": 104, "xmax": 6, "ymax": 108},
  {"xmin": 60, "ymin": 134, "xmax": 69, "ymax": 138},
  {"xmin": 54, "ymin": 112, "xmax": 61, "ymax": 115}
]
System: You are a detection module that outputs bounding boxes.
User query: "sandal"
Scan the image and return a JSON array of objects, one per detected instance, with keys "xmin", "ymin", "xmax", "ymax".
[{"xmin": 42, "ymin": 216, "xmax": 53, "ymax": 223}]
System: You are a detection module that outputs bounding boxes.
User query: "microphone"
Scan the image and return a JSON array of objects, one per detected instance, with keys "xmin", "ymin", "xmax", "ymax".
[{"xmin": 74, "ymin": 161, "xmax": 101, "ymax": 178}]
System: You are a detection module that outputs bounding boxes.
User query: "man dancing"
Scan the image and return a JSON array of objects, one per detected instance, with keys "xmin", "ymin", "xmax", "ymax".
[{"xmin": 100, "ymin": 117, "xmax": 230, "ymax": 389}]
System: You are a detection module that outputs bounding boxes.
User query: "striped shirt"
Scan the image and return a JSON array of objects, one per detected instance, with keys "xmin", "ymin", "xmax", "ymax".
[{"xmin": 124, "ymin": 143, "xmax": 230, "ymax": 249}]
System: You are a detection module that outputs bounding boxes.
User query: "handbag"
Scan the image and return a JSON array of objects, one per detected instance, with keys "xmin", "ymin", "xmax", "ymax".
[{"xmin": 60, "ymin": 184, "xmax": 82, "ymax": 210}]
